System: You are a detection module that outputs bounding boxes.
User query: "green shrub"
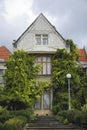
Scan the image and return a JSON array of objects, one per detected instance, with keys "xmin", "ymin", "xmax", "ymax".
[
  {"xmin": 57, "ymin": 110, "xmax": 87, "ymax": 128},
  {"xmin": 0, "ymin": 122, "xmax": 4, "ymax": 130},
  {"xmin": 82, "ymin": 104, "xmax": 87, "ymax": 112},
  {"xmin": 10, "ymin": 108, "xmax": 35, "ymax": 121},
  {"xmin": 63, "ymin": 118, "xmax": 69, "ymax": 125},
  {"xmin": 4, "ymin": 116, "xmax": 27, "ymax": 130},
  {"xmin": 0, "ymin": 106, "xmax": 9, "ymax": 115},
  {"xmin": 56, "ymin": 115, "xmax": 64, "ymax": 122},
  {"xmin": 3, "ymin": 123, "xmax": 19, "ymax": 130},
  {"xmin": 0, "ymin": 106, "xmax": 11, "ymax": 123}
]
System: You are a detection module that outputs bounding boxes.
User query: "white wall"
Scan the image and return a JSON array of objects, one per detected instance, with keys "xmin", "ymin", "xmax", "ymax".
[{"xmin": 16, "ymin": 14, "xmax": 68, "ymax": 53}]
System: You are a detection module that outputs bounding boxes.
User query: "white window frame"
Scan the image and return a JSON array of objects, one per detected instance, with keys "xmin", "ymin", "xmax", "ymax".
[{"xmin": 35, "ymin": 34, "xmax": 48, "ymax": 45}]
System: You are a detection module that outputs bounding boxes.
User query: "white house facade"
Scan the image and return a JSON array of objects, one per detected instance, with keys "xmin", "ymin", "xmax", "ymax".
[{"xmin": 13, "ymin": 13, "xmax": 70, "ymax": 115}]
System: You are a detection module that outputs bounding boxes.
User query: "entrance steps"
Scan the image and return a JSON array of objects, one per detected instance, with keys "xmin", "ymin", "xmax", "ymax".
[{"xmin": 24, "ymin": 116, "xmax": 85, "ymax": 130}]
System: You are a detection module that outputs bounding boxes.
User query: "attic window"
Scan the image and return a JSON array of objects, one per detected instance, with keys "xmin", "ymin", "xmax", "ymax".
[
  {"xmin": 35, "ymin": 34, "xmax": 48, "ymax": 45},
  {"xmin": 36, "ymin": 35, "xmax": 41, "ymax": 45}
]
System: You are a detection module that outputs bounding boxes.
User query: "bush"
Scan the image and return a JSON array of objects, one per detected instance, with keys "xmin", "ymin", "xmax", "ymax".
[
  {"xmin": 10, "ymin": 108, "xmax": 35, "ymax": 122},
  {"xmin": 0, "ymin": 106, "xmax": 9, "ymax": 115},
  {"xmin": 0, "ymin": 108, "xmax": 34, "ymax": 130},
  {"xmin": 3, "ymin": 123, "xmax": 19, "ymax": 130},
  {"xmin": 0, "ymin": 106, "xmax": 11, "ymax": 123},
  {"xmin": 57, "ymin": 110, "xmax": 87, "ymax": 128},
  {"xmin": 0, "ymin": 122, "xmax": 4, "ymax": 130},
  {"xmin": 56, "ymin": 115, "xmax": 64, "ymax": 122},
  {"xmin": 63, "ymin": 118, "xmax": 69, "ymax": 125},
  {"xmin": 82, "ymin": 104, "xmax": 87, "ymax": 112},
  {"xmin": 3, "ymin": 116, "xmax": 27, "ymax": 130}
]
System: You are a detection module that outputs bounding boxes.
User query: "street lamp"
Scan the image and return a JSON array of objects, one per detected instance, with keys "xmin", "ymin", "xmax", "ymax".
[{"xmin": 66, "ymin": 73, "xmax": 71, "ymax": 110}]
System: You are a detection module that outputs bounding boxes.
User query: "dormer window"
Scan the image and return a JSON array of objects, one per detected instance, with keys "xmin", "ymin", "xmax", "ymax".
[{"xmin": 36, "ymin": 34, "xmax": 48, "ymax": 45}]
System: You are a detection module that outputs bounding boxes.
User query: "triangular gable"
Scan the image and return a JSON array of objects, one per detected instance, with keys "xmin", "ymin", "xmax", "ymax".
[{"xmin": 13, "ymin": 13, "xmax": 66, "ymax": 47}]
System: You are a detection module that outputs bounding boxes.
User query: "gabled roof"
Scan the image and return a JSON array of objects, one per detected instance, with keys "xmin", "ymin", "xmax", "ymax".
[
  {"xmin": 0, "ymin": 46, "xmax": 11, "ymax": 60},
  {"xmin": 78, "ymin": 49, "xmax": 87, "ymax": 62},
  {"xmin": 13, "ymin": 13, "xmax": 66, "ymax": 47}
]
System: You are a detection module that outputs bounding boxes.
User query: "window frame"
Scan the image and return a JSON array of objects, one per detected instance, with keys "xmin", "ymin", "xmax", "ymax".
[
  {"xmin": 0, "ymin": 69, "xmax": 4, "ymax": 84},
  {"xmin": 35, "ymin": 55, "xmax": 51, "ymax": 75},
  {"xmin": 35, "ymin": 34, "xmax": 48, "ymax": 45}
]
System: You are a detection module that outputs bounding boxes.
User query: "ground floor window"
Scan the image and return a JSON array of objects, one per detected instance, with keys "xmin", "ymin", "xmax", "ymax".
[{"xmin": 34, "ymin": 98, "xmax": 41, "ymax": 109}]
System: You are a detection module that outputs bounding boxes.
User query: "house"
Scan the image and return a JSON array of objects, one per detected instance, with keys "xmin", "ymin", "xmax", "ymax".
[
  {"xmin": 12, "ymin": 13, "xmax": 87, "ymax": 115},
  {"xmin": 13, "ymin": 13, "xmax": 70, "ymax": 115},
  {"xmin": 0, "ymin": 46, "xmax": 11, "ymax": 86},
  {"xmin": 78, "ymin": 47, "xmax": 87, "ymax": 72}
]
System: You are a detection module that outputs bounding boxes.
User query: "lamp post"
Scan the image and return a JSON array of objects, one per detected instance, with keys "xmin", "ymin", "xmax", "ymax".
[{"xmin": 66, "ymin": 73, "xmax": 71, "ymax": 110}]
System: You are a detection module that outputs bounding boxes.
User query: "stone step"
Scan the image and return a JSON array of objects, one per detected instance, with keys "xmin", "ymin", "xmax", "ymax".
[
  {"xmin": 24, "ymin": 116, "xmax": 85, "ymax": 130},
  {"xmin": 25, "ymin": 124, "xmax": 83, "ymax": 130},
  {"xmin": 28, "ymin": 122, "xmax": 61, "ymax": 126},
  {"xmin": 25, "ymin": 127, "xmax": 82, "ymax": 130}
]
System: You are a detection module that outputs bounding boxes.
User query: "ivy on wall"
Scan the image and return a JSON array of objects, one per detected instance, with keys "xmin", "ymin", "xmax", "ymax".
[{"xmin": 52, "ymin": 40, "xmax": 87, "ymax": 113}]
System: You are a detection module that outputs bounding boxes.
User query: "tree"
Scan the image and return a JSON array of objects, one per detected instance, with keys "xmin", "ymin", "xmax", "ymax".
[
  {"xmin": 52, "ymin": 39, "xmax": 86, "ymax": 112},
  {"xmin": 66, "ymin": 39, "xmax": 79, "ymax": 61},
  {"xmin": 0, "ymin": 50, "xmax": 41, "ymax": 110}
]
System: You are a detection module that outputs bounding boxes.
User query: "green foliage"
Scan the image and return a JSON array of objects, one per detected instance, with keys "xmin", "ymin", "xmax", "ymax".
[
  {"xmin": 0, "ymin": 50, "xmax": 42, "ymax": 110},
  {"xmin": 52, "ymin": 40, "xmax": 87, "ymax": 112},
  {"xmin": 81, "ymin": 104, "xmax": 87, "ymax": 112},
  {"xmin": 56, "ymin": 110, "xmax": 87, "ymax": 128},
  {"xmin": 66, "ymin": 39, "xmax": 79, "ymax": 61},
  {"xmin": 0, "ymin": 106, "xmax": 11, "ymax": 123},
  {"xmin": 10, "ymin": 108, "xmax": 35, "ymax": 122},
  {"xmin": 63, "ymin": 118, "xmax": 69, "ymax": 124},
  {"xmin": 0, "ymin": 122, "xmax": 4, "ymax": 130},
  {"xmin": 52, "ymin": 48, "xmax": 81, "ymax": 112},
  {"xmin": 4, "ymin": 116, "xmax": 26, "ymax": 130},
  {"xmin": 0, "ymin": 108, "xmax": 34, "ymax": 130}
]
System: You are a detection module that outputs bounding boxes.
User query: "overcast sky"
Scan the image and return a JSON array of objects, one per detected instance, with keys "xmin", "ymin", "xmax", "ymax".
[{"xmin": 0, "ymin": 0, "xmax": 87, "ymax": 51}]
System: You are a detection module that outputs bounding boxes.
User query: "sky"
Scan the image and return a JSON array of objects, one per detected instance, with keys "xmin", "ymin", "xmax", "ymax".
[{"xmin": 0, "ymin": 0, "xmax": 87, "ymax": 51}]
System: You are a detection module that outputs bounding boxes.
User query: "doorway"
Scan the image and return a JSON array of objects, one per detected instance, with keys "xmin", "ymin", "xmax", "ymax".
[{"xmin": 34, "ymin": 89, "xmax": 53, "ymax": 115}]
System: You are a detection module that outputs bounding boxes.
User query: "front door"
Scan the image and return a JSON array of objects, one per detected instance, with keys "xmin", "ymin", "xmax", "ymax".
[{"xmin": 34, "ymin": 89, "xmax": 53, "ymax": 115}]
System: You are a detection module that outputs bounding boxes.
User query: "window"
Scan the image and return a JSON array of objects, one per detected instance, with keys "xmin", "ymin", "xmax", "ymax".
[
  {"xmin": 0, "ymin": 69, "xmax": 3, "ymax": 75},
  {"xmin": 35, "ymin": 56, "xmax": 51, "ymax": 75},
  {"xmin": 34, "ymin": 97, "xmax": 41, "ymax": 109},
  {"xmin": 0, "ymin": 69, "xmax": 3, "ymax": 84},
  {"xmin": 36, "ymin": 35, "xmax": 41, "ymax": 45},
  {"xmin": 35, "ymin": 34, "xmax": 48, "ymax": 45},
  {"xmin": 43, "ymin": 35, "xmax": 48, "ymax": 45}
]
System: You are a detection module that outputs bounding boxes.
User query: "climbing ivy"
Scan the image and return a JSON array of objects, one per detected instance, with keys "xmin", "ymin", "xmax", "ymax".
[{"xmin": 52, "ymin": 40, "xmax": 87, "ymax": 113}]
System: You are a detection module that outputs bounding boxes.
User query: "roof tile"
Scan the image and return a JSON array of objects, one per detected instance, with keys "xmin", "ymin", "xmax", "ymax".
[
  {"xmin": 0, "ymin": 46, "xmax": 11, "ymax": 60},
  {"xmin": 78, "ymin": 49, "xmax": 87, "ymax": 62}
]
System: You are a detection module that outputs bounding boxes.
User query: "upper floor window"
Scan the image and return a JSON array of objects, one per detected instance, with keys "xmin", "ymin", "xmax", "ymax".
[
  {"xmin": 35, "ymin": 56, "xmax": 51, "ymax": 75},
  {"xmin": 36, "ymin": 34, "xmax": 48, "ymax": 45}
]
